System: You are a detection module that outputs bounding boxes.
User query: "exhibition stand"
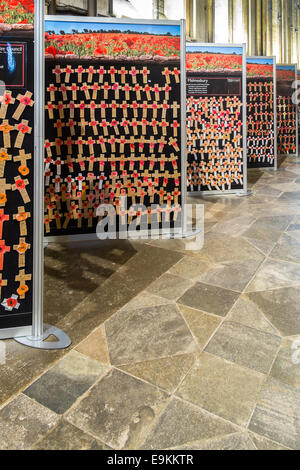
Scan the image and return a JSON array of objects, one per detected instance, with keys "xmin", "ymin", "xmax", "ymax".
[
  {"xmin": 276, "ymin": 64, "xmax": 298, "ymax": 156},
  {"xmin": 43, "ymin": 16, "xmax": 191, "ymax": 241},
  {"xmin": 186, "ymin": 43, "xmax": 248, "ymax": 196},
  {"xmin": 246, "ymin": 56, "xmax": 277, "ymax": 169}
]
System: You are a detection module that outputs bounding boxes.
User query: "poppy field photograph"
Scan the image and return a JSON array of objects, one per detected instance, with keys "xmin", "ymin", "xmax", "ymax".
[
  {"xmin": 45, "ymin": 20, "xmax": 181, "ymax": 59},
  {"xmin": 186, "ymin": 45, "xmax": 243, "ymax": 72},
  {"xmin": 246, "ymin": 57, "xmax": 274, "ymax": 77},
  {"xmin": 0, "ymin": 0, "xmax": 34, "ymax": 26},
  {"xmin": 276, "ymin": 65, "xmax": 296, "ymax": 81}
]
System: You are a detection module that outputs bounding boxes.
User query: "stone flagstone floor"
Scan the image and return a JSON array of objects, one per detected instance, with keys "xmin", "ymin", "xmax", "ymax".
[{"xmin": 0, "ymin": 155, "xmax": 300, "ymax": 450}]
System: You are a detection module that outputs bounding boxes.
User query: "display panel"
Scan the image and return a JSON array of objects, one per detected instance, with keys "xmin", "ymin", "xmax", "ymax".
[
  {"xmin": 44, "ymin": 18, "xmax": 184, "ymax": 237},
  {"xmin": 276, "ymin": 64, "xmax": 297, "ymax": 156},
  {"xmin": 0, "ymin": 0, "xmax": 34, "ymax": 330},
  {"xmin": 298, "ymin": 71, "xmax": 300, "ymax": 150},
  {"xmin": 246, "ymin": 57, "xmax": 276, "ymax": 169},
  {"xmin": 186, "ymin": 44, "xmax": 246, "ymax": 194}
]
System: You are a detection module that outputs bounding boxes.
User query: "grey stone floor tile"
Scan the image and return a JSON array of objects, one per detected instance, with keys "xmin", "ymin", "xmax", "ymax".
[
  {"xmin": 24, "ymin": 350, "xmax": 109, "ymax": 414},
  {"xmin": 208, "ymin": 215, "xmax": 256, "ymax": 237},
  {"xmin": 104, "ymin": 291, "xmax": 171, "ymax": 339},
  {"xmin": 249, "ymin": 432, "xmax": 291, "ymax": 450},
  {"xmin": 106, "ymin": 303, "xmax": 197, "ymax": 366},
  {"xmin": 205, "ymin": 321, "xmax": 281, "ymax": 374},
  {"xmin": 178, "ymin": 282, "xmax": 239, "ymax": 317},
  {"xmin": 66, "ymin": 368, "xmax": 169, "ymax": 450},
  {"xmin": 168, "ymin": 256, "xmax": 212, "ymax": 281},
  {"xmin": 226, "ymin": 296, "xmax": 280, "ymax": 335},
  {"xmin": 248, "ymin": 377, "xmax": 300, "ymax": 450},
  {"xmin": 0, "ymin": 394, "xmax": 59, "ymax": 450},
  {"xmin": 246, "ymin": 287, "xmax": 300, "ymax": 336},
  {"xmin": 176, "ymin": 352, "xmax": 265, "ymax": 426},
  {"xmin": 118, "ymin": 353, "xmax": 196, "ymax": 394},
  {"xmin": 178, "ymin": 304, "xmax": 222, "ymax": 348},
  {"xmin": 287, "ymin": 215, "xmax": 300, "ymax": 231},
  {"xmin": 244, "ymin": 237, "xmax": 276, "ymax": 256},
  {"xmin": 140, "ymin": 397, "xmax": 238, "ymax": 450},
  {"xmin": 270, "ymin": 337, "xmax": 300, "ymax": 389},
  {"xmin": 196, "ymin": 258, "xmax": 263, "ymax": 293},
  {"xmin": 33, "ymin": 420, "xmax": 111, "ymax": 450},
  {"xmin": 199, "ymin": 237, "xmax": 264, "ymax": 263},
  {"xmin": 170, "ymin": 432, "xmax": 256, "ymax": 450},
  {"xmin": 147, "ymin": 273, "xmax": 194, "ymax": 301},
  {"xmin": 270, "ymin": 232, "xmax": 300, "ymax": 264},
  {"xmin": 246, "ymin": 259, "xmax": 300, "ymax": 292},
  {"xmin": 76, "ymin": 325, "xmax": 110, "ymax": 365}
]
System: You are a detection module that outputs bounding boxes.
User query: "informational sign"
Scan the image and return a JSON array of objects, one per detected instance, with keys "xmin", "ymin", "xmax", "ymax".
[
  {"xmin": 276, "ymin": 64, "xmax": 298, "ymax": 156},
  {"xmin": 246, "ymin": 56, "xmax": 277, "ymax": 169},
  {"xmin": 186, "ymin": 43, "xmax": 246, "ymax": 194},
  {"xmin": 0, "ymin": 0, "xmax": 35, "ymax": 335},
  {"xmin": 187, "ymin": 77, "xmax": 241, "ymax": 96},
  {"xmin": 44, "ymin": 17, "xmax": 184, "ymax": 238},
  {"xmin": 0, "ymin": 42, "xmax": 27, "ymax": 88}
]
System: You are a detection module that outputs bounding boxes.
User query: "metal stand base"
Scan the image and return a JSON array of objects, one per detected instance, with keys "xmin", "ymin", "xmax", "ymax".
[
  {"xmin": 172, "ymin": 227, "xmax": 203, "ymax": 239},
  {"xmin": 236, "ymin": 190, "xmax": 253, "ymax": 197},
  {"xmin": 15, "ymin": 324, "xmax": 71, "ymax": 350}
]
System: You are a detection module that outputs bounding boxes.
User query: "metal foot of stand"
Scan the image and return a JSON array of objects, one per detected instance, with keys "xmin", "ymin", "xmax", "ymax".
[
  {"xmin": 236, "ymin": 190, "xmax": 253, "ymax": 197},
  {"xmin": 15, "ymin": 324, "xmax": 71, "ymax": 350},
  {"xmin": 172, "ymin": 227, "xmax": 203, "ymax": 239}
]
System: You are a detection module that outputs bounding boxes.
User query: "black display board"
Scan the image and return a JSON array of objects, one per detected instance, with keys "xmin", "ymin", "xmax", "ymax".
[
  {"xmin": 246, "ymin": 57, "xmax": 276, "ymax": 169},
  {"xmin": 44, "ymin": 19, "xmax": 183, "ymax": 238},
  {"xmin": 276, "ymin": 65, "xmax": 297, "ymax": 156},
  {"xmin": 0, "ymin": 28, "xmax": 34, "ymax": 330},
  {"xmin": 186, "ymin": 44, "xmax": 245, "ymax": 193}
]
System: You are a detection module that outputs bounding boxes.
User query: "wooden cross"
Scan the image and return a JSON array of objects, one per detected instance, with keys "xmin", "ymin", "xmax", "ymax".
[
  {"xmin": 47, "ymin": 84, "xmax": 57, "ymax": 101},
  {"xmin": 12, "ymin": 177, "xmax": 30, "ymax": 204},
  {"xmin": 141, "ymin": 67, "xmax": 150, "ymax": 84},
  {"xmin": 13, "ymin": 237, "xmax": 30, "ymax": 268},
  {"xmin": 0, "ymin": 240, "xmax": 10, "ymax": 270},
  {"xmin": 119, "ymin": 67, "xmax": 127, "ymax": 84},
  {"xmin": 81, "ymin": 83, "xmax": 91, "ymax": 100},
  {"xmin": 53, "ymin": 65, "xmax": 63, "ymax": 83},
  {"xmin": 64, "ymin": 65, "xmax": 73, "ymax": 83},
  {"xmin": 0, "ymin": 149, "xmax": 12, "ymax": 177},
  {"xmin": 0, "ymin": 120, "xmax": 13, "ymax": 147},
  {"xmin": 54, "ymin": 119, "xmax": 65, "ymax": 137},
  {"xmin": 0, "ymin": 179, "xmax": 11, "ymax": 206},
  {"xmin": 153, "ymin": 84, "xmax": 162, "ymax": 101},
  {"xmin": 13, "ymin": 206, "xmax": 30, "ymax": 236},
  {"xmin": 0, "ymin": 91, "xmax": 15, "ymax": 119},
  {"xmin": 12, "ymin": 91, "xmax": 34, "ymax": 120},
  {"xmin": 0, "ymin": 273, "xmax": 7, "ymax": 298},
  {"xmin": 162, "ymin": 67, "xmax": 171, "ymax": 84},
  {"xmin": 0, "ymin": 209, "xmax": 9, "ymax": 238},
  {"xmin": 171, "ymin": 101, "xmax": 180, "ymax": 118},
  {"xmin": 15, "ymin": 269, "xmax": 32, "ymax": 298},
  {"xmin": 79, "ymin": 118, "xmax": 89, "ymax": 135},
  {"xmin": 15, "ymin": 120, "xmax": 32, "ymax": 149}
]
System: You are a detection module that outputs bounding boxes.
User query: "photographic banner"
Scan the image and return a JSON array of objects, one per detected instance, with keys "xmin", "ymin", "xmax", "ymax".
[
  {"xmin": 44, "ymin": 18, "xmax": 184, "ymax": 238},
  {"xmin": 186, "ymin": 43, "xmax": 246, "ymax": 194},
  {"xmin": 246, "ymin": 57, "xmax": 277, "ymax": 169},
  {"xmin": 0, "ymin": 0, "xmax": 34, "ymax": 332},
  {"xmin": 276, "ymin": 64, "xmax": 298, "ymax": 156}
]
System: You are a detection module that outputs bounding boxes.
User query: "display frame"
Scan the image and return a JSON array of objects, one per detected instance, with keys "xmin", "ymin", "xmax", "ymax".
[
  {"xmin": 246, "ymin": 55, "xmax": 277, "ymax": 171},
  {"xmin": 43, "ymin": 15, "xmax": 188, "ymax": 243},
  {"xmin": 0, "ymin": 1, "xmax": 42, "ymax": 340},
  {"xmin": 276, "ymin": 63, "xmax": 298, "ymax": 157},
  {"xmin": 186, "ymin": 41, "xmax": 248, "ymax": 196}
]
